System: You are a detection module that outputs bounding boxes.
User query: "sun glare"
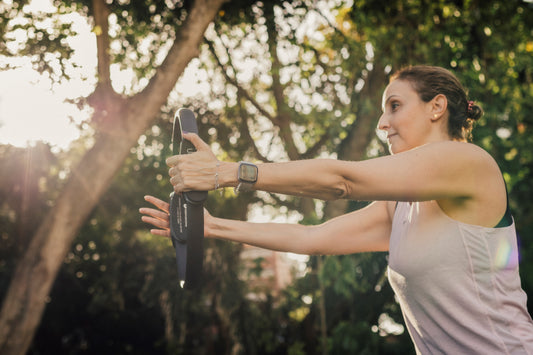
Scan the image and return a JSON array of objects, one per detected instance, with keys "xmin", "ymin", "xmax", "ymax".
[
  {"xmin": 0, "ymin": 0, "xmax": 96, "ymax": 150},
  {"xmin": 0, "ymin": 68, "xmax": 88, "ymax": 149}
]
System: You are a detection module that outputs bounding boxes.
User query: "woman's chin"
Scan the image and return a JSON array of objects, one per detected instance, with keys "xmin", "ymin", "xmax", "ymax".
[{"xmin": 389, "ymin": 144, "xmax": 408, "ymax": 155}]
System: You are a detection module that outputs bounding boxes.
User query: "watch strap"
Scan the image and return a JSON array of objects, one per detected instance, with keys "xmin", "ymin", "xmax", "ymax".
[{"xmin": 235, "ymin": 181, "xmax": 253, "ymax": 192}]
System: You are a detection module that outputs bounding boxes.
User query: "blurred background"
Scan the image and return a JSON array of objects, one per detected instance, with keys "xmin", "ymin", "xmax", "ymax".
[{"xmin": 1, "ymin": 0, "xmax": 532, "ymax": 354}]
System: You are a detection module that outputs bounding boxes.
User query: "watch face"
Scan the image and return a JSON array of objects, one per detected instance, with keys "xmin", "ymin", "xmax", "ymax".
[{"xmin": 239, "ymin": 163, "xmax": 258, "ymax": 183}]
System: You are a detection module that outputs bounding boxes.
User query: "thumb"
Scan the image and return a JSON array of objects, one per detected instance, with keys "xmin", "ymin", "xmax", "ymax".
[{"xmin": 183, "ymin": 132, "xmax": 211, "ymax": 152}]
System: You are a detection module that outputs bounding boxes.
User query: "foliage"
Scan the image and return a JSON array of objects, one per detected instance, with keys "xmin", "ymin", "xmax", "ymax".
[{"xmin": 1, "ymin": 0, "xmax": 533, "ymax": 354}]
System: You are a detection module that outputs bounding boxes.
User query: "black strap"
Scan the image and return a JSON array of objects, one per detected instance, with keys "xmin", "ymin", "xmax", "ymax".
[{"xmin": 169, "ymin": 109, "xmax": 207, "ymax": 289}]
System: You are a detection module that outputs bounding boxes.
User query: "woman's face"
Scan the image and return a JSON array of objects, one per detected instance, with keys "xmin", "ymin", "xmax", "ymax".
[{"xmin": 378, "ymin": 79, "xmax": 433, "ymax": 154}]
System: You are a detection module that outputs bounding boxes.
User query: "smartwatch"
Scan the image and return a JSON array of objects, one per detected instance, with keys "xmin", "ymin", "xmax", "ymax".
[{"xmin": 235, "ymin": 161, "xmax": 258, "ymax": 192}]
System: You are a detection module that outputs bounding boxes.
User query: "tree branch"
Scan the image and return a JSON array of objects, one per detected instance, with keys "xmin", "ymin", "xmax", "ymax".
[
  {"xmin": 205, "ymin": 37, "xmax": 278, "ymax": 125},
  {"xmin": 204, "ymin": 36, "xmax": 274, "ymax": 162},
  {"xmin": 92, "ymin": 0, "xmax": 112, "ymax": 89},
  {"xmin": 301, "ymin": 131, "xmax": 330, "ymax": 160},
  {"xmin": 237, "ymin": 99, "xmax": 271, "ymax": 163},
  {"xmin": 263, "ymin": 2, "xmax": 301, "ymax": 161},
  {"xmin": 138, "ymin": 0, "xmax": 226, "ymax": 111},
  {"xmin": 88, "ymin": 0, "xmax": 127, "ymax": 130}
]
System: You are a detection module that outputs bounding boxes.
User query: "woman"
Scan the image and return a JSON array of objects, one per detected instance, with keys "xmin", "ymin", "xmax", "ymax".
[{"xmin": 140, "ymin": 65, "xmax": 533, "ymax": 353}]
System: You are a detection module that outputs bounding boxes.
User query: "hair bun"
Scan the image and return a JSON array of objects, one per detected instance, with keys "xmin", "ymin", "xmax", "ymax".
[{"xmin": 467, "ymin": 101, "xmax": 483, "ymax": 121}]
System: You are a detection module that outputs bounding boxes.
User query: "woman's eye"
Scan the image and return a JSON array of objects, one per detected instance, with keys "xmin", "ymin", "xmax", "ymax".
[{"xmin": 391, "ymin": 102, "xmax": 399, "ymax": 111}]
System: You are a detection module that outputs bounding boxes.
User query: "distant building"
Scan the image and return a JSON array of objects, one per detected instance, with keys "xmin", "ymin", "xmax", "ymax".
[{"xmin": 239, "ymin": 245, "xmax": 306, "ymax": 300}]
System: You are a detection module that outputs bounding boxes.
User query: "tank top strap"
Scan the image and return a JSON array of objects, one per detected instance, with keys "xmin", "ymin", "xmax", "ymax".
[{"xmin": 495, "ymin": 183, "xmax": 513, "ymax": 228}]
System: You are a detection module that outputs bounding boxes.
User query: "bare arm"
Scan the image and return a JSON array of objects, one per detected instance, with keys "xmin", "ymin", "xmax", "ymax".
[
  {"xmin": 168, "ymin": 134, "xmax": 501, "ymax": 203},
  {"xmin": 253, "ymin": 141, "xmax": 505, "ymax": 204},
  {"xmin": 206, "ymin": 200, "xmax": 392, "ymax": 255},
  {"xmin": 140, "ymin": 196, "xmax": 393, "ymax": 254}
]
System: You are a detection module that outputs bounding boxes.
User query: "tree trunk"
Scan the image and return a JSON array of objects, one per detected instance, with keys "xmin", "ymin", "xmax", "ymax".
[
  {"xmin": 0, "ymin": 1, "xmax": 226, "ymax": 354},
  {"xmin": 323, "ymin": 64, "xmax": 387, "ymax": 219}
]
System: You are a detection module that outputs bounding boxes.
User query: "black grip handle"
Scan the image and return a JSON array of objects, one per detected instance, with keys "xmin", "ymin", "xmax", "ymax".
[
  {"xmin": 169, "ymin": 192, "xmax": 186, "ymax": 243},
  {"xmin": 173, "ymin": 109, "xmax": 207, "ymax": 204},
  {"xmin": 169, "ymin": 108, "xmax": 206, "ymax": 289},
  {"xmin": 177, "ymin": 108, "xmax": 198, "ymax": 155}
]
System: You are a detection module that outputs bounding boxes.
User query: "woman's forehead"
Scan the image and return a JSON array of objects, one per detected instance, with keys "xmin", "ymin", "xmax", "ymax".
[{"xmin": 382, "ymin": 80, "xmax": 417, "ymax": 104}]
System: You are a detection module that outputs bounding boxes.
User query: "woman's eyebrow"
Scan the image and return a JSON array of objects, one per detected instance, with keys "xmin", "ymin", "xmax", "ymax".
[{"xmin": 382, "ymin": 94, "xmax": 400, "ymax": 110}]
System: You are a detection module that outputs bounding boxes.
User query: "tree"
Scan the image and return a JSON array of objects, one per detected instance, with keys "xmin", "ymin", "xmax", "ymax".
[
  {"xmin": 197, "ymin": 1, "xmax": 406, "ymax": 352},
  {"xmin": 1, "ymin": 0, "xmax": 532, "ymax": 353},
  {"xmin": 0, "ymin": 0, "xmax": 226, "ymax": 353}
]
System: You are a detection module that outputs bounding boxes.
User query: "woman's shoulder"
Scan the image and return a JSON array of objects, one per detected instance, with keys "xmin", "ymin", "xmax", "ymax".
[
  {"xmin": 420, "ymin": 141, "xmax": 499, "ymax": 170},
  {"xmin": 422, "ymin": 140, "xmax": 489, "ymax": 154},
  {"xmin": 425, "ymin": 141, "xmax": 507, "ymax": 227}
]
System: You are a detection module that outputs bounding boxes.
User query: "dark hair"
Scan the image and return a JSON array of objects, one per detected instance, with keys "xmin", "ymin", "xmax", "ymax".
[{"xmin": 391, "ymin": 65, "xmax": 483, "ymax": 141}]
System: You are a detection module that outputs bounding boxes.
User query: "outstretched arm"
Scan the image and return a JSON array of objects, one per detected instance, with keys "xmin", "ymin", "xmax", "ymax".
[
  {"xmin": 206, "ymin": 200, "xmax": 392, "ymax": 254},
  {"xmin": 167, "ymin": 134, "xmax": 505, "ymax": 210},
  {"xmin": 140, "ymin": 195, "xmax": 392, "ymax": 255}
]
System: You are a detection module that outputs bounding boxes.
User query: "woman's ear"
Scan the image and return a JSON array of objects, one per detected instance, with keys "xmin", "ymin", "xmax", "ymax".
[{"xmin": 430, "ymin": 94, "xmax": 448, "ymax": 121}]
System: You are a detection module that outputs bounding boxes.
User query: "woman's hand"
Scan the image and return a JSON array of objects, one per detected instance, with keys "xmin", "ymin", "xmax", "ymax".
[
  {"xmin": 166, "ymin": 133, "xmax": 220, "ymax": 193},
  {"xmin": 140, "ymin": 194, "xmax": 215, "ymax": 239},
  {"xmin": 139, "ymin": 195, "xmax": 170, "ymax": 237}
]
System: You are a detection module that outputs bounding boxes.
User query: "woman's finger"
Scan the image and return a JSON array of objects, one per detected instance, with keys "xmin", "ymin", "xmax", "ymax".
[
  {"xmin": 140, "ymin": 208, "xmax": 169, "ymax": 222},
  {"xmin": 141, "ymin": 215, "xmax": 170, "ymax": 230},
  {"xmin": 166, "ymin": 155, "xmax": 179, "ymax": 167},
  {"xmin": 150, "ymin": 229, "xmax": 171, "ymax": 238},
  {"xmin": 182, "ymin": 132, "xmax": 211, "ymax": 152},
  {"xmin": 144, "ymin": 195, "xmax": 170, "ymax": 213},
  {"xmin": 169, "ymin": 175, "xmax": 181, "ymax": 188}
]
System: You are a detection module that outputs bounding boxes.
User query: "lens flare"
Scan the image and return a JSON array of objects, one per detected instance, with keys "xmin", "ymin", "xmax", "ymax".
[{"xmin": 493, "ymin": 238, "xmax": 517, "ymax": 270}]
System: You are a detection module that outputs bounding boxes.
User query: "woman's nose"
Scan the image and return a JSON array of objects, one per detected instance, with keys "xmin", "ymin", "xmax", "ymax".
[{"xmin": 377, "ymin": 113, "xmax": 389, "ymax": 131}]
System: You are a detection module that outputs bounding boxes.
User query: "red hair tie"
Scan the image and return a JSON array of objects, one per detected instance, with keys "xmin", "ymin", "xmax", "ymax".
[{"xmin": 467, "ymin": 100, "xmax": 474, "ymax": 112}]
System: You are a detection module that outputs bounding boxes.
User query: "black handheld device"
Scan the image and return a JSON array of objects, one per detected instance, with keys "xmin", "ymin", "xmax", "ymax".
[{"xmin": 168, "ymin": 108, "xmax": 207, "ymax": 289}]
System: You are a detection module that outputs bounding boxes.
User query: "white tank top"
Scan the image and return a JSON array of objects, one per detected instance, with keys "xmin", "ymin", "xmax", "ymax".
[{"xmin": 388, "ymin": 201, "xmax": 533, "ymax": 354}]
